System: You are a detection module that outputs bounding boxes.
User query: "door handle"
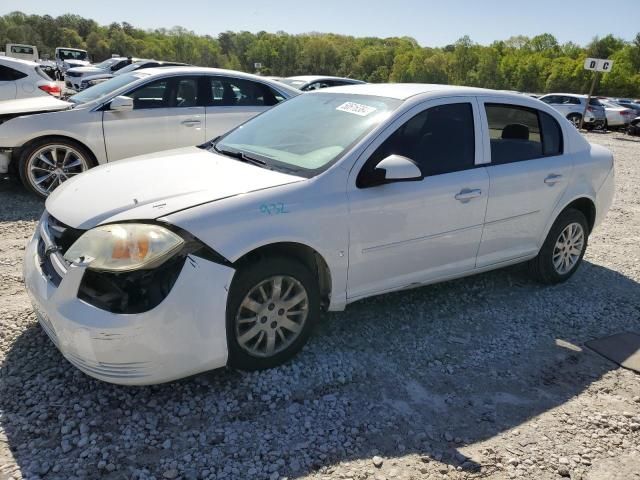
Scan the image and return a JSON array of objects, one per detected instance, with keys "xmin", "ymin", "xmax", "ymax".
[
  {"xmin": 455, "ymin": 188, "xmax": 482, "ymax": 202},
  {"xmin": 544, "ymin": 174, "xmax": 563, "ymax": 185},
  {"xmin": 181, "ymin": 119, "xmax": 201, "ymax": 127}
]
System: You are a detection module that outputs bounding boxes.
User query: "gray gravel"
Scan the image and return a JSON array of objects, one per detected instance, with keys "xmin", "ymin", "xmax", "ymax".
[{"xmin": 1, "ymin": 131, "xmax": 639, "ymax": 480}]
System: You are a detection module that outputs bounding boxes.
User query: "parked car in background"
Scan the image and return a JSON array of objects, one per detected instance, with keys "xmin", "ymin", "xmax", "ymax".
[
  {"xmin": 23, "ymin": 84, "xmax": 614, "ymax": 385},
  {"xmin": 0, "ymin": 67, "xmax": 299, "ymax": 197},
  {"xmin": 0, "ymin": 57, "xmax": 61, "ymax": 100},
  {"xmin": 598, "ymin": 99, "xmax": 635, "ymax": 129},
  {"xmin": 64, "ymin": 57, "xmax": 134, "ymax": 91},
  {"xmin": 55, "ymin": 47, "xmax": 90, "ymax": 79},
  {"xmin": 78, "ymin": 60, "xmax": 188, "ymax": 91},
  {"xmin": 280, "ymin": 75, "xmax": 365, "ymax": 91},
  {"xmin": 628, "ymin": 117, "xmax": 640, "ymax": 136},
  {"xmin": 538, "ymin": 94, "xmax": 606, "ymax": 129},
  {"xmin": 5, "ymin": 44, "xmax": 39, "ymax": 62},
  {"xmin": 612, "ymin": 100, "xmax": 640, "ymax": 115}
]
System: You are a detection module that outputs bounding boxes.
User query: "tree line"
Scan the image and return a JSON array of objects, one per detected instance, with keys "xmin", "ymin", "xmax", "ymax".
[{"xmin": 1, "ymin": 11, "xmax": 639, "ymax": 96}]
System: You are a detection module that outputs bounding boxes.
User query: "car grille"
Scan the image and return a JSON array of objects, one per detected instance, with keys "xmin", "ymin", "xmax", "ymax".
[{"xmin": 37, "ymin": 214, "xmax": 84, "ymax": 287}]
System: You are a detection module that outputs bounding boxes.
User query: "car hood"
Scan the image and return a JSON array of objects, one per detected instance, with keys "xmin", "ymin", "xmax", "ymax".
[
  {"xmin": 46, "ymin": 147, "xmax": 305, "ymax": 230},
  {"xmin": 0, "ymin": 96, "xmax": 72, "ymax": 116},
  {"xmin": 67, "ymin": 66, "xmax": 101, "ymax": 73}
]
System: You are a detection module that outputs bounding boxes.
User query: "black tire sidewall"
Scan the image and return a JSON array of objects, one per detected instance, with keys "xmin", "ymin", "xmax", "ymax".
[
  {"xmin": 226, "ymin": 257, "xmax": 319, "ymax": 370},
  {"xmin": 18, "ymin": 138, "xmax": 95, "ymax": 199},
  {"xmin": 535, "ymin": 209, "xmax": 589, "ymax": 284}
]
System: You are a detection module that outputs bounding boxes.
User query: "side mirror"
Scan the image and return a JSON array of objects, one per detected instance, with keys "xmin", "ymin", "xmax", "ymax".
[
  {"xmin": 374, "ymin": 154, "xmax": 423, "ymax": 183},
  {"xmin": 109, "ymin": 95, "xmax": 133, "ymax": 112}
]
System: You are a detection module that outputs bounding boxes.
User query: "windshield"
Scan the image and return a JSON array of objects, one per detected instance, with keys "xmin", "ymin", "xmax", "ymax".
[
  {"xmin": 58, "ymin": 49, "xmax": 88, "ymax": 61},
  {"xmin": 95, "ymin": 58, "xmax": 119, "ymax": 69},
  {"xmin": 68, "ymin": 72, "xmax": 149, "ymax": 104},
  {"xmin": 279, "ymin": 78, "xmax": 308, "ymax": 89},
  {"xmin": 114, "ymin": 62, "xmax": 145, "ymax": 75},
  {"xmin": 214, "ymin": 93, "xmax": 401, "ymax": 176}
]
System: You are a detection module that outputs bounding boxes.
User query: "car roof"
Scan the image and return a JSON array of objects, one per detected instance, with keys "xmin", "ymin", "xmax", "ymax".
[
  {"xmin": 542, "ymin": 93, "xmax": 589, "ymax": 98},
  {"xmin": 316, "ymin": 83, "xmax": 516, "ymax": 101},
  {"xmin": 285, "ymin": 75, "xmax": 363, "ymax": 83},
  {"xmin": 115, "ymin": 66, "xmax": 301, "ymax": 96},
  {"xmin": 0, "ymin": 56, "xmax": 38, "ymax": 69}
]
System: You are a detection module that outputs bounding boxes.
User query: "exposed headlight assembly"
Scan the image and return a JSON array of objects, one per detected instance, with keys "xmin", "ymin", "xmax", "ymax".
[{"xmin": 64, "ymin": 223, "xmax": 184, "ymax": 272}]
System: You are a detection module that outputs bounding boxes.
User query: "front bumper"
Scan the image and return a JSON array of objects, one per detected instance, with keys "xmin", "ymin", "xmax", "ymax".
[{"xmin": 23, "ymin": 218, "xmax": 235, "ymax": 385}]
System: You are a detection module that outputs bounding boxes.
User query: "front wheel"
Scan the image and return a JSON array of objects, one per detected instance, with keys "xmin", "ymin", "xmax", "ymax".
[
  {"xmin": 18, "ymin": 138, "xmax": 95, "ymax": 198},
  {"xmin": 528, "ymin": 209, "xmax": 589, "ymax": 284},
  {"xmin": 226, "ymin": 257, "xmax": 319, "ymax": 370}
]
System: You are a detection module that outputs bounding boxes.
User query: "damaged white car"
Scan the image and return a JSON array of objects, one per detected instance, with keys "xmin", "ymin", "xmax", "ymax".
[{"xmin": 24, "ymin": 84, "xmax": 615, "ymax": 385}]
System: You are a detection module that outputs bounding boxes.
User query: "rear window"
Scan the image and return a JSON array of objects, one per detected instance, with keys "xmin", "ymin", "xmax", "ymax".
[
  {"xmin": 10, "ymin": 45, "xmax": 33, "ymax": 55},
  {"xmin": 589, "ymin": 98, "xmax": 603, "ymax": 106},
  {"xmin": 34, "ymin": 66, "xmax": 51, "ymax": 80}
]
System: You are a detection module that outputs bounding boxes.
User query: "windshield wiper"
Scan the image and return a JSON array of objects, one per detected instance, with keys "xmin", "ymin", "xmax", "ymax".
[{"xmin": 214, "ymin": 145, "xmax": 267, "ymax": 167}]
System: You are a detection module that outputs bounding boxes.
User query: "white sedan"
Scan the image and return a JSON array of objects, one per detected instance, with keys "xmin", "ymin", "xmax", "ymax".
[
  {"xmin": 24, "ymin": 84, "xmax": 615, "ymax": 385},
  {"xmin": 0, "ymin": 66, "xmax": 298, "ymax": 197},
  {"xmin": 0, "ymin": 56, "xmax": 61, "ymax": 100}
]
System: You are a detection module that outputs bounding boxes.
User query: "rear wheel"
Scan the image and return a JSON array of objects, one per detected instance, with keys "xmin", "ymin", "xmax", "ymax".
[
  {"xmin": 226, "ymin": 257, "xmax": 319, "ymax": 370},
  {"xmin": 528, "ymin": 209, "xmax": 589, "ymax": 284},
  {"xmin": 567, "ymin": 113, "xmax": 582, "ymax": 129},
  {"xmin": 19, "ymin": 138, "xmax": 95, "ymax": 198}
]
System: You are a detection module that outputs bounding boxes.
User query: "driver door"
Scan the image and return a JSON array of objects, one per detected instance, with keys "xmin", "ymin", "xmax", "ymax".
[
  {"xmin": 346, "ymin": 97, "xmax": 489, "ymax": 300},
  {"xmin": 103, "ymin": 76, "xmax": 206, "ymax": 161}
]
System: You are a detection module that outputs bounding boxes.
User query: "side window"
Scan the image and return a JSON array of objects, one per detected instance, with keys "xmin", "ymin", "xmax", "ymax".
[
  {"xmin": 362, "ymin": 102, "xmax": 475, "ymax": 182},
  {"xmin": 208, "ymin": 77, "xmax": 278, "ymax": 106},
  {"xmin": 174, "ymin": 78, "xmax": 198, "ymax": 107},
  {"xmin": 540, "ymin": 111, "xmax": 563, "ymax": 156},
  {"xmin": 128, "ymin": 79, "xmax": 171, "ymax": 109},
  {"xmin": 485, "ymin": 104, "xmax": 562, "ymax": 164},
  {"xmin": 568, "ymin": 96, "xmax": 581, "ymax": 105},
  {"xmin": 0, "ymin": 66, "xmax": 27, "ymax": 81}
]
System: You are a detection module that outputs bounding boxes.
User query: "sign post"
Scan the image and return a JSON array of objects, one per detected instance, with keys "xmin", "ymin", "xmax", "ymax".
[{"xmin": 579, "ymin": 58, "xmax": 614, "ymax": 130}]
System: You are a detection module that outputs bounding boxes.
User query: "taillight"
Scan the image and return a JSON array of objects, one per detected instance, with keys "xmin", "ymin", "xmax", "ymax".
[
  {"xmin": 38, "ymin": 83, "xmax": 61, "ymax": 97},
  {"xmin": 622, "ymin": 110, "xmax": 632, "ymax": 116},
  {"xmin": 587, "ymin": 106, "xmax": 594, "ymax": 112}
]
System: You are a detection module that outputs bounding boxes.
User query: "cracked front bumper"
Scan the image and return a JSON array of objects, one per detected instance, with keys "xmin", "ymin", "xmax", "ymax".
[{"xmin": 23, "ymin": 226, "xmax": 235, "ymax": 385}]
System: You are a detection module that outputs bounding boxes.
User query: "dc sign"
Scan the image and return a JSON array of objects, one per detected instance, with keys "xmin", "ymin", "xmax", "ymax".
[{"xmin": 584, "ymin": 58, "xmax": 614, "ymax": 72}]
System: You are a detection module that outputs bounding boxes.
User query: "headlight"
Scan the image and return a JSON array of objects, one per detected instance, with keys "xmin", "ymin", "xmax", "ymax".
[{"xmin": 64, "ymin": 223, "xmax": 184, "ymax": 272}]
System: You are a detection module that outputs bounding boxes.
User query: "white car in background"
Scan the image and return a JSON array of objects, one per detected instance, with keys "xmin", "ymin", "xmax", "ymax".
[
  {"xmin": 24, "ymin": 84, "xmax": 614, "ymax": 385},
  {"xmin": 64, "ymin": 57, "xmax": 133, "ymax": 91},
  {"xmin": 55, "ymin": 47, "xmax": 90, "ymax": 79},
  {"xmin": 78, "ymin": 60, "xmax": 188, "ymax": 91},
  {"xmin": 598, "ymin": 99, "xmax": 635, "ymax": 129},
  {"xmin": 0, "ymin": 56, "xmax": 61, "ymax": 100},
  {"xmin": 538, "ymin": 93, "xmax": 606, "ymax": 129},
  {"xmin": 280, "ymin": 75, "xmax": 365, "ymax": 91},
  {"xmin": 0, "ymin": 67, "xmax": 299, "ymax": 197}
]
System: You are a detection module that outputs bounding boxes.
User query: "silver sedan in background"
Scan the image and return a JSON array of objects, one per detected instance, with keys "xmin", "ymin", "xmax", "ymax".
[{"xmin": 0, "ymin": 67, "xmax": 299, "ymax": 197}]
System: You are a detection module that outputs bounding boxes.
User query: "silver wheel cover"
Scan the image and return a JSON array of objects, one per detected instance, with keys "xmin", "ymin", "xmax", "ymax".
[{"xmin": 235, "ymin": 275, "xmax": 309, "ymax": 358}]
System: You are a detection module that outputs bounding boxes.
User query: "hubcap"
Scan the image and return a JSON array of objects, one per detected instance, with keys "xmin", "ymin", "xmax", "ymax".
[
  {"xmin": 26, "ymin": 145, "xmax": 89, "ymax": 196},
  {"xmin": 552, "ymin": 222, "xmax": 585, "ymax": 275},
  {"xmin": 571, "ymin": 116, "xmax": 581, "ymax": 128},
  {"xmin": 235, "ymin": 275, "xmax": 309, "ymax": 358}
]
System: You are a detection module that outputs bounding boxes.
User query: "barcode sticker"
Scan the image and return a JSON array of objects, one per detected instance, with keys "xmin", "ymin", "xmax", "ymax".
[{"xmin": 336, "ymin": 102, "xmax": 377, "ymax": 116}]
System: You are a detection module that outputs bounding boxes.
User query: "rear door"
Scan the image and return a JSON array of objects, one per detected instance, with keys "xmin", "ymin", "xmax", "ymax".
[
  {"xmin": 476, "ymin": 99, "xmax": 571, "ymax": 267},
  {"xmin": 204, "ymin": 76, "xmax": 284, "ymax": 139},
  {"xmin": 103, "ymin": 75, "xmax": 206, "ymax": 161}
]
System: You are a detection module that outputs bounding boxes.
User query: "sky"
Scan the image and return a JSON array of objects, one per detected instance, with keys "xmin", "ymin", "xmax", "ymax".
[{"xmin": 2, "ymin": 0, "xmax": 639, "ymax": 47}]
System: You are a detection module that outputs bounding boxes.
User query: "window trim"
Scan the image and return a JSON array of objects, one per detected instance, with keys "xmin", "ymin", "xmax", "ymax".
[
  {"xmin": 351, "ymin": 96, "xmax": 484, "ymax": 189},
  {"xmin": 482, "ymin": 101, "xmax": 564, "ymax": 166}
]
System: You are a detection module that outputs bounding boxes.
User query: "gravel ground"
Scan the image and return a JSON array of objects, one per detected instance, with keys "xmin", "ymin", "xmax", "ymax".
[{"xmin": 1, "ymin": 132, "xmax": 639, "ymax": 480}]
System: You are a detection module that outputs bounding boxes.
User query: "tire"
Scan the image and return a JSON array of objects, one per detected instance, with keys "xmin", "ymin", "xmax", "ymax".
[
  {"xmin": 528, "ymin": 208, "xmax": 589, "ymax": 285},
  {"xmin": 18, "ymin": 137, "xmax": 95, "ymax": 199},
  {"xmin": 567, "ymin": 113, "xmax": 582, "ymax": 129},
  {"xmin": 226, "ymin": 256, "xmax": 320, "ymax": 370}
]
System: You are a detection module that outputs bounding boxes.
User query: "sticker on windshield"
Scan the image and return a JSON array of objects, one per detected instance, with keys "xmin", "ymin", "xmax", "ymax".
[{"xmin": 336, "ymin": 102, "xmax": 377, "ymax": 116}]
